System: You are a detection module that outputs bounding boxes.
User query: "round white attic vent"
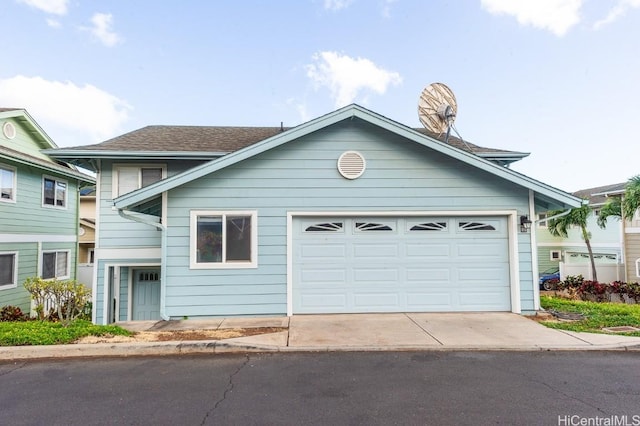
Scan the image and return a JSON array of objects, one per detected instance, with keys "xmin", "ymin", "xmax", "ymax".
[
  {"xmin": 337, "ymin": 151, "xmax": 366, "ymax": 179},
  {"xmin": 2, "ymin": 122, "xmax": 16, "ymax": 140}
]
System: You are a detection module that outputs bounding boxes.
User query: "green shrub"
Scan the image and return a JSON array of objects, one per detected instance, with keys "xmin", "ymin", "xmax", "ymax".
[{"xmin": 23, "ymin": 277, "xmax": 91, "ymax": 322}]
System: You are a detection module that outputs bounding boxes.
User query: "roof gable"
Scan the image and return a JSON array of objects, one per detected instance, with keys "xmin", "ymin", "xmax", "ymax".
[
  {"xmin": 0, "ymin": 108, "xmax": 93, "ymax": 182},
  {"xmin": 113, "ymin": 104, "xmax": 581, "ymax": 211},
  {"xmin": 0, "ymin": 109, "xmax": 58, "ymax": 151}
]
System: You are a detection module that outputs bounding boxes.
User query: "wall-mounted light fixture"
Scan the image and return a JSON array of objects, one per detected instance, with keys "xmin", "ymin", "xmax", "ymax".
[{"xmin": 520, "ymin": 215, "xmax": 532, "ymax": 233}]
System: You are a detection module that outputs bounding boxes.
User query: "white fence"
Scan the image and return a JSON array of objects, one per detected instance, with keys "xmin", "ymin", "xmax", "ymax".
[
  {"xmin": 77, "ymin": 264, "xmax": 94, "ymax": 289},
  {"xmin": 560, "ymin": 263, "xmax": 626, "ymax": 283}
]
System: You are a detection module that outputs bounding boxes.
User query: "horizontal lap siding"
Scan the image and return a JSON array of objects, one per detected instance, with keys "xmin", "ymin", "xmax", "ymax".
[
  {"xmin": 625, "ymin": 234, "xmax": 640, "ymax": 280},
  {"xmin": 0, "ymin": 155, "xmax": 80, "ymax": 312},
  {"xmin": 0, "ymin": 163, "xmax": 79, "ymax": 235},
  {"xmin": 164, "ymin": 119, "xmax": 532, "ymax": 317},
  {"xmin": 0, "ymin": 243, "xmax": 37, "ymax": 312},
  {"xmin": 98, "ymin": 160, "xmax": 202, "ymax": 249}
]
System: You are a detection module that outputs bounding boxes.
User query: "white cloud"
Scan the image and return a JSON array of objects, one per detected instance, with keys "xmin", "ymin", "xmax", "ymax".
[
  {"xmin": 481, "ymin": 0, "xmax": 583, "ymax": 36},
  {"xmin": 380, "ymin": 0, "xmax": 398, "ymax": 18},
  {"xmin": 324, "ymin": 0, "xmax": 354, "ymax": 11},
  {"xmin": 46, "ymin": 18, "xmax": 61, "ymax": 28},
  {"xmin": 306, "ymin": 51, "xmax": 402, "ymax": 108},
  {"xmin": 17, "ymin": 0, "xmax": 68, "ymax": 15},
  {"xmin": 594, "ymin": 0, "xmax": 640, "ymax": 29},
  {"xmin": 0, "ymin": 75, "xmax": 132, "ymax": 146},
  {"xmin": 86, "ymin": 13, "xmax": 123, "ymax": 47}
]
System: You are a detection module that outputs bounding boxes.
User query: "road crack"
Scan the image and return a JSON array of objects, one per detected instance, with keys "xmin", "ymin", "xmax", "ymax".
[
  {"xmin": 522, "ymin": 372, "xmax": 611, "ymax": 416},
  {"xmin": 0, "ymin": 361, "xmax": 27, "ymax": 377},
  {"xmin": 201, "ymin": 354, "xmax": 250, "ymax": 425}
]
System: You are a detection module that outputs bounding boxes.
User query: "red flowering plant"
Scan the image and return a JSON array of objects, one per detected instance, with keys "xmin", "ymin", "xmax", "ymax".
[
  {"xmin": 578, "ymin": 280, "xmax": 609, "ymax": 302},
  {"xmin": 626, "ymin": 282, "xmax": 640, "ymax": 303}
]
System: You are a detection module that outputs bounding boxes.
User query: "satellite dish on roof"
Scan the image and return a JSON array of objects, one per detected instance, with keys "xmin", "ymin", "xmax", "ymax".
[{"xmin": 418, "ymin": 82, "xmax": 457, "ymax": 142}]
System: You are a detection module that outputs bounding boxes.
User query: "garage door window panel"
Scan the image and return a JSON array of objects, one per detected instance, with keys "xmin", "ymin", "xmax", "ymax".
[
  {"xmin": 355, "ymin": 221, "xmax": 395, "ymax": 232},
  {"xmin": 305, "ymin": 222, "xmax": 343, "ymax": 232},
  {"xmin": 458, "ymin": 221, "xmax": 496, "ymax": 231},
  {"xmin": 409, "ymin": 221, "xmax": 448, "ymax": 231}
]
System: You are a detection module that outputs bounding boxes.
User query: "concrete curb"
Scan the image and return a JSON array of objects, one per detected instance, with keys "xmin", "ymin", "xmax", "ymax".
[{"xmin": 2, "ymin": 339, "xmax": 640, "ymax": 360}]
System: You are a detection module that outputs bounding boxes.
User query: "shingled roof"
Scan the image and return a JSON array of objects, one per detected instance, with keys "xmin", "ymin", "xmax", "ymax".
[
  {"xmin": 64, "ymin": 126, "xmax": 286, "ymax": 153},
  {"xmin": 64, "ymin": 124, "xmax": 522, "ymax": 159},
  {"xmin": 573, "ymin": 182, "xmax": 627, "ymax": 206}
]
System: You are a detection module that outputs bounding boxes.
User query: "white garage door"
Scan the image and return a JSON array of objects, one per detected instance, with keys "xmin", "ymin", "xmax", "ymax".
[{"xmin": 292, "ymin": 216, "xmax": 511, "ymax": 313}]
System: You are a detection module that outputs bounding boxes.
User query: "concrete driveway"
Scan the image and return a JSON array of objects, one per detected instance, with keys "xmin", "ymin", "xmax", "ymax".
[{"xmin": 236, "ymin": 312, "xmax": 640, "ymax": 351}]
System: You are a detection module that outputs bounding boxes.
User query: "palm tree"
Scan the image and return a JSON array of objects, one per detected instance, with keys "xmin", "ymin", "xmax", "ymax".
[
  {"xmin": 547, "ymin": 203, "xmax": 598, "ymax": 282},
  {"xmin": 597, "ymin": 175, "xmax": 640, "ymax": 228}
]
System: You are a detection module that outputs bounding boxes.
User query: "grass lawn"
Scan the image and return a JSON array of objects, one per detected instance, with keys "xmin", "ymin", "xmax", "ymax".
[
  {"xmin": 0, "ymin": 320, "xmax": 132, "ymax": 346},
  {"xmin": 540, "ymin": 295, "xmax": 640, "ymax": 337}
]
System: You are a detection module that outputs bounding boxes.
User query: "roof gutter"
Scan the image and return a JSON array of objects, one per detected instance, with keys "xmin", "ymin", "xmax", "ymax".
[{"xmin": 535, "ymin": 207, "xmax": 574, "ymax": 225}]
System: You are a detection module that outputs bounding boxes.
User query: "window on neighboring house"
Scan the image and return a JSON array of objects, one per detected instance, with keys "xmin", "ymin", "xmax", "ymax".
[
  {"xmin": 114, "ymin": 165, "xmax": 164, "ymax": 197},
  {"xmin": 550, "ymin": 250, "xmax": 561, "ymax": 261},
  {"xmin": 88, "ymin": 249, "xmax": 95, "ymax": 264},
  {"xmin": 42, "ymin": 251, "xmax": 69, "ymax": 279},
  {"xmin": 190, "ymin": 211, "xmax": 257, "ymax": 268},
  {"xmin": 43, "ymin": 177, "xmax": 67, "ymax": 208},
  {"xmin": 0, "ymin": 165, "xmax": 16, "ymax": 202},
  {"xmin": 538, "ymin": 213, "xmax": 547, "ymax": 228},
  {"xmin": 0, "ymin": 253, "xmax": 17, "ymax": 289}
]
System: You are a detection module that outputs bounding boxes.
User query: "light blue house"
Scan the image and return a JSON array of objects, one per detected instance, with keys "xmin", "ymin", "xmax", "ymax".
[
  {"xmin": 0, "ymin": 108, "xmax": 94, "ymax": 313},
  {"xmin": 536, "ymin": 183, "xmax": 626, "ymax": 283},
  {"xmin": 48, "ymin": 104, "xmax": 581, "ymax": 324}
]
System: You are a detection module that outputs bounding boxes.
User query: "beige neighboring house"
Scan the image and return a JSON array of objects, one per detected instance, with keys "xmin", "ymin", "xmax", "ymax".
[
  {"xmin": 77, "ymin": 186, "xmax": 96, "ymax": 287},
  {"xmin": 592, "ymin": 184, "xmax": 640, "ymax": 282}
]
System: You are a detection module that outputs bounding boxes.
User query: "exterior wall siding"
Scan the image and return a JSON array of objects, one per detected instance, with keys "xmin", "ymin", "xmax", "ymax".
[
  {"xmin": 0, "ymin": 118, "xmax": 50, "ymax": 161},
  {"xmin": 625, "ymin": 233, "xmax": 640, "ymax": 281},
  {"xmin": 0, "ymin": 243, "xmax": 37, "ymax": 312},
  {"xmin": 97, "ymin": 159, "xmax": 204, "ymax": 249},
  {"xmin": 0, "ymin": 158, "xmax": 80, "ymax": 311},
  {"xmin": 162, "ymin": 120, "xmax": 533, "ymax": 318}
]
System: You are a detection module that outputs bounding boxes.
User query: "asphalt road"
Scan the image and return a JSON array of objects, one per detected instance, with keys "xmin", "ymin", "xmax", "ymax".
[{"xmin": 1, "ymin": 351, "xmax": 639, "ymax": 426}]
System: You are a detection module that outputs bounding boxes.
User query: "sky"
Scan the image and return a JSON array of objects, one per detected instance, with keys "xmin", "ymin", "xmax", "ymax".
[{"xmin": 2, "ymin": 0, "xmax": 639, "ymax": 193}]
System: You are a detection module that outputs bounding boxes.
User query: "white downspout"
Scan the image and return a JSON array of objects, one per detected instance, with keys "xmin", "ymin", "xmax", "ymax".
[
  {"xmin": 117, "ymin": 208, "xmax": 169, "ymax": 321},
  {"xmin": 529, "ymin": 190, "xmax": 540, "ymax": 311}
]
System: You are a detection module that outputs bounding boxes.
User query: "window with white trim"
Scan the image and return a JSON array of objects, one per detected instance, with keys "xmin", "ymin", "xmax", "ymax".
[
  {"xmin": 113, "ymin": 165, "xmax": 164, "ymax": 197},
  {"xmin": 42, "ymin": 176, "xmax": 67, "ymax": 208},
  {"xmin": 190, "ymin": 211, "xmax": 257, "ymax": 268},
  {"xmin": 41, "ymin": 251, "xmax": 69, "ymax": 279},
  {"xmin": 538, "ymin": 213, "xmax": 548, "ymax": 228},
  {"xmin": 0, "ymin": 165, "xmax": 16, "ymax": 202},
  {"xmin": 0, "ymin": 252, "xmax": 17, "ymax": 289},
  {"xmin": 550, "ymin": 250, "xmax": 561, "ymax": 261}
]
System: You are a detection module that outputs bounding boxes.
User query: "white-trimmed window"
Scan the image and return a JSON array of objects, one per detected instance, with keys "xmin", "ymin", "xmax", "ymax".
[
  {"xmin": 538, "ymin": 213, "xmax": 548, "ymax": 228},
  {"xmin": 550, "ymin": 250, "xmax": 561, "ymax": 261},
  {"xmin": 113, "ymin": 165, "xmax": 165, "ymax": 197},
  {"xmin": 190, "ymin": 211, "xmax": 257, "ymax": 269},
  {"xmin": 41, "ymin": 251, "xmax": 69, "ymax": 279},
  {"xmin": 88, "ymin": 248, "xmax": 95, "ymax": 264},
  {"xmin": 42, "ymin": 176, "xmax": 67, "ymax": 208},
  {"xmin": 0, "ymin": 164, "xmax": 16, "ymax": 203},
  {"xmin": 0, "ymin": 252, "xmax": 17, "ymax": 289}
]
